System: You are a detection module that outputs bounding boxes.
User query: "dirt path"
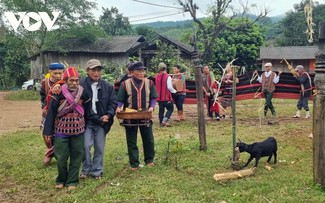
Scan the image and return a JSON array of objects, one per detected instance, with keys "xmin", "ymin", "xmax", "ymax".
[{"xmin": 0, "ymin": 92, "xmax": 41, "ymax": 135}]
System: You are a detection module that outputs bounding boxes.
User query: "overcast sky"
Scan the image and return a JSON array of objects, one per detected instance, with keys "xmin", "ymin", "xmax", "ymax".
[{"xmin": 92, "ymin": 0, "xmax": 323, "ymax": 24}]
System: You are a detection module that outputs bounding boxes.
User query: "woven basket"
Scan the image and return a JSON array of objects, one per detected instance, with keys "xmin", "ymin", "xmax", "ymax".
[{"xmin": 116, "ymin": 111, "xmax": 152, "ymax": 120}]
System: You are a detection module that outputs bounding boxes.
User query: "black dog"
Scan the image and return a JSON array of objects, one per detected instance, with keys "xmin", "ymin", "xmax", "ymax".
[{"xmin": 236, "ymin": 137, "xmax": 277, "ymax": 168}]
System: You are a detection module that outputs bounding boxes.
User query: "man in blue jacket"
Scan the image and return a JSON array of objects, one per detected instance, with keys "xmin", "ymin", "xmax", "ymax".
[{"xmin": 80, "ymin": 59, "xmax": 117, "ymax": 179}]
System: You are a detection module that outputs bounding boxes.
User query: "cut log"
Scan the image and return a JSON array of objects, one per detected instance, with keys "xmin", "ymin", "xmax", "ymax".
[{"xmin": 213, "ymin": 168, "xmax": 256, "ymax": 182}]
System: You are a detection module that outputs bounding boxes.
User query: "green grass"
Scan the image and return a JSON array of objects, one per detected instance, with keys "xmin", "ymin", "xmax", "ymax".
[
  {"xmin": 0, "ymin": 99, "xmax": 323, "ymax": 202},
  {"xmin": 4, "ymin": 90, "xmax": 40, "ymax": 100}
]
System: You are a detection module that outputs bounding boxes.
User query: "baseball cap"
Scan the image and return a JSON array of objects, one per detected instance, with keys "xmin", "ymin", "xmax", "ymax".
[{"xmin": 87, "ymin": 59, "xmax": 103, "ymax": 69}]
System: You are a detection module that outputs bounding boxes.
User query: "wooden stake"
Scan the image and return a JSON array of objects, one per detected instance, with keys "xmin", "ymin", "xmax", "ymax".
[{"xmin": 213, "ymin": 168, "xmax": 256, "ymax": 182}]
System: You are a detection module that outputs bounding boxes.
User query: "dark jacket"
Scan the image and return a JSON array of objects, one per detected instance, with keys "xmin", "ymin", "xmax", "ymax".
[{"xmin": 80, "ymin": 77, "xmax": 118, "ymax": 133}]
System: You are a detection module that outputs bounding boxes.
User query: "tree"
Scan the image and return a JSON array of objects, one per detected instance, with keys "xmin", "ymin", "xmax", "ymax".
[
  {"xmin": 133, "ymin": 25, "xmax": 158, "ymax": 44},
  {"xmin": 0, "ymin": 0, "xmax": 99, "ymax": 81},
  {"xmin": 276, "ymin": 1, "xmax": 325, "ymax": 46},
  {"xmin": 98, "ymin": 7, "xmax": 132, "ymax": 36},
  {"xmin": 176, "ymin": 0, "xmax": 269, "ymax": 64}
]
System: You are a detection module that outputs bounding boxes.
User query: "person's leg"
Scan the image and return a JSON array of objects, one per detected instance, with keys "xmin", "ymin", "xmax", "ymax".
[
  {"xmin": 54, "ymin": 136, "xmax": 69, "ymax": 186},
  {"xmin": 207, "ymin": 95, "xmax": 213, "ymax": 118},
  {"xmin": 66, "ymin": 134, "xmax": 84, "ymax": 186},
  {"xmin": 293, "ymin": 95, "xmax": 303, "ymax": 118},
  {"xmin": 264, "ymin": 91, "xmax": 271, "ymax": 116},
  {"xmin": 178, "ymin": 95, "xmax": 186, "ymax": 120},
  {"xmin": 91, "ymin": 125, "xmax": 106, "ymax": 177},
  {"xmin": 164, "ymin": 102, "xmax": 174, "ymax": 121},
  {"xmin": 268, "ymin": 93, "xmax": 276, "ymax": 116},
  {"xmin": 125, "ymin": 126, "xmax": 140, "ymax": 168},
  {"xmin": 302, "ymin": 96, "xmax": 310, "ymax": 118},
  {"xmin": 158, "ymin": 102, "xmax": 164, "ymax": 124},
  {"xmin": 81, "ymin": 126, "xmax": 94, "ymax": 175},
  {"xmin": 139, "ymin": 124, "xmax": 155, "ymax": 164}
]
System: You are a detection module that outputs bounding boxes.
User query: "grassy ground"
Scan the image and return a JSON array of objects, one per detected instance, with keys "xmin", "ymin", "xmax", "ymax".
[
  {"xmin": 4, "ymin": 90, "xmax": 40, "ymax": 100},
  {"xmin": 0, "ymin": 99, "xmax": 323, "ymax": 203}
]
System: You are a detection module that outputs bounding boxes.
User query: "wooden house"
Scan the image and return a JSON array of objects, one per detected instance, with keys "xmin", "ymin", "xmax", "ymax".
[
  {"xmin": 29, "ymin": 36, "xmax": 147, "ymax": 79},
  {"xmin": 259, "ymin": 46, "xmax": 318, "ymax": 72}
]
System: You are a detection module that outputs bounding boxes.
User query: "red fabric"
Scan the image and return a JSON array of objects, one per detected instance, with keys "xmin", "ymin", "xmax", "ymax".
[
  {"xmin": 63, "ymin": 67, "xmax": 79, "ymax": 80},
  {"xmin": 43, "ymin": 80, "xmax": 65, "ymax": 112},
  {"xmin": 155, "ymin": 73, "xmax": 172, "ymax": 101}
]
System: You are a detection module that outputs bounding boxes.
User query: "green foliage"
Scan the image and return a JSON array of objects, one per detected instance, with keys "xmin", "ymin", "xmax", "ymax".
[
  {"xmin": 133, "ymin": 25, "xmax": 158, "ymax": 43},
  {"xmin": 0, "ymin": 99, "xmax": 324, "ymax": 202},
  {"xmin": 148, "ymin": 40, "xmax": 188, "ymax": 76},
  {"xmin": 0, "ymin": 33, "xmax": 30, "ymax": 89},
  {"xmin": 99, "ymin": 7, "xmax": 132, "ymax": 36},
  {"xmin": 102, "ymin": 62, "xmax": 124, "ymax": 84},
  {"xmin": 199, "ymin": 17, "xmax": 264, "ymax": 71},
  {"xmin": 164, "ymin": 134, "xmax": 183, "ymax": 169},
  {"xmin": 276, "ymin": 2, "xmax": 325, "ymax": 46}
]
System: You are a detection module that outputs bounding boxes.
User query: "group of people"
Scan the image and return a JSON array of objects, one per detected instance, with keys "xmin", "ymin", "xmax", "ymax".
[
  {"xmin": 255, "ymin": 62, "xmax": 312, "ymax": 118},
  {"xmin": 41, "ymin": 59, "xmax": 117, "ymax": 190},
  {"xmin": 39, "ymin": 59, "xmax": 312, "ymax": 190}
]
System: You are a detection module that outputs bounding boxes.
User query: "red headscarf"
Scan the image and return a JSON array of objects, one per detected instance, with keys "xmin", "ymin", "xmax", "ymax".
[{"xmin": 63, "ymin": 67, "xmax": 79, "ymax": 80}]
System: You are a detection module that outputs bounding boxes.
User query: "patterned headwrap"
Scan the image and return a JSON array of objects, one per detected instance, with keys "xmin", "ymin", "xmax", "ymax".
[{"xmin": 63, "ymin": 67, "xmax": 79, "ymax": 80}]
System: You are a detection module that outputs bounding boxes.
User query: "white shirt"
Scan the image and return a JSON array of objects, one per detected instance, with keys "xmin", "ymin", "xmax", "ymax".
[
  {"xmin": 91, "ymin": 82, "xmax": 99, "ymax": 114},
  {"xmin": 257, "ymin": 71, "xmax": 280, "ymax": 84},
  {"xmin": 167, "ymin": 76, "xmax": 177, "ymax": 93}
]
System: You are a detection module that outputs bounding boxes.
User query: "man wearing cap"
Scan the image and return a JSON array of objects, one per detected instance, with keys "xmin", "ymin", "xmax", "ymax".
[
  {"xmin": 116, "ymin": 61, "xmax": 158, "ymax": 171},
  {"xmin": 155, "ymin": 62, "xmax": 177, "ymax": 127},
  {"xmin": 79, "ymin": 59, "xmax": 117, "ymax": 179},
  {"xmin": 292, "ymin": 65, "xmax": 312, "ymax": 118},
  {"xmin": 256, "ymin": 62, "xmax": 282, "ymax": 117},
  {"xmin": 43, "ymin": 67, "xmax": 91, "ymax": 190},
  {"xmin": 202, "ymin": 64, "xmax": 216, "ymax": 119},
  {"xmin": 40, "ymin": 63, "xmax": 65, "ymax": 165}
]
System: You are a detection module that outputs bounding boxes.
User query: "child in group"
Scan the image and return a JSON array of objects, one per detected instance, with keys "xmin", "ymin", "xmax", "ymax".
[{"xmin": 210, "ymin": 82, "xmax": 221, "ymax": 121}]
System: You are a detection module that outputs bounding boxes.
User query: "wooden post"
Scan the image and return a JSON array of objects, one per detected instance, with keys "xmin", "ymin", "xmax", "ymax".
[
  {"xmin": 313, "ymin": 21, "xmax": 325, "ymax": 188},
  {"xmin": 194, "ymin": 58, "xmax": 207, "ymax": 151},
  {"xmin": 192, "ymin": 31, "xmax": 207, "ymax": 151},
  {"xmin": 231, "ymin": 66, "xmax": 238, "ymax": 161}
]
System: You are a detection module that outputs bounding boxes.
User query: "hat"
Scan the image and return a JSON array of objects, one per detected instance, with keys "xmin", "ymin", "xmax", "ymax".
[
  {"xmin": 49, "ymin": 63, "xmax": 64, "ymax": 70},
  {"xmin": 158, "ymin": 62, "xmax": 167, "ymax": 70},
  {"xmin": 264, "ymin": 62, "xmax": 272, "ymax": 67},
  {"xmin": 63, "ymin": 67, "xmax": 79, "ymax": 80},
  {"xmin": 129, "ymin": 61, "xmax": 146, "ymax": 70},
  {"xmin": 295, "ymin": 65, "xmax": 304, "ymax": 71},
  {"xmin": 87, "ymin": 59, "xmax": 103, "ymax": 69}
]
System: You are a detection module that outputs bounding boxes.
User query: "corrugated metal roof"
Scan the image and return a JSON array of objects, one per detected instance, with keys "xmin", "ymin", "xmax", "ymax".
[
  {"xmin": 53, "ymin": 35, "xmax": 146, "ymax": 53},
  {"xmin": 259, "ymin": 46, "xmax": 318, "ymax": 60}
]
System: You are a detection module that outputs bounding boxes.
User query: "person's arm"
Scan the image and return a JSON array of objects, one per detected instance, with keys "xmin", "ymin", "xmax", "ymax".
[
  {"xmin": 296, "ymin": 73, "xmax": 306, "ymax": 84},
  {"xmin": 105, "ymin": 84, "xmax": 118, "ymax": 118},
  {"xmin": 116, "ymin": 83, "xmax": 127, "ymax": 112},
  {"xmin": 273, "ymin": 72, "xmax": 281, "ymax": 84},
  {"xmin": 43, "ymin": 95, "xmax": 59, "ymax": 136},
  {"xmin": 40, "ymin": 80, "xmax": 46, "ymax": 109},
  {"xmin": 257, "ymin": 73, "xmax": 262, "ymax": 83},
  {"xmin": 149, "ymin": 82, "xmax": 158, "ymax": 111},
  {"xmin": 167, "ymin": 76, "xmax": 177, "ymax": 93}
]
